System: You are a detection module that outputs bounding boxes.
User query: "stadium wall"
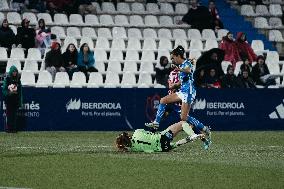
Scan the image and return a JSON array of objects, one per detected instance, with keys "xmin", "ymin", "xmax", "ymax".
[{"xmin": 0, "ymin": 88, "xmax": 284, "ymax": 131}]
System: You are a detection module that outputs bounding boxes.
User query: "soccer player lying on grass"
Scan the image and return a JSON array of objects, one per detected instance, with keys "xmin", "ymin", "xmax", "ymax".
[{"xmin": 116, "ymin": 121, "xmax": 207, "ymax": 153}]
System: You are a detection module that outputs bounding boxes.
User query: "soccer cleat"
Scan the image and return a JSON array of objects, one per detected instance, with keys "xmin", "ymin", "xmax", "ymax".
[
  {"xmin": 205, "ymin": 126, "xmax": 212, "ymax": 139},
  {"xmin": 203, "ymin": 138, "xmax": 212, "ymax": 150},
  {"xmin": 145, "ymin": 121, "xmax": 159, "ymax": 129}
]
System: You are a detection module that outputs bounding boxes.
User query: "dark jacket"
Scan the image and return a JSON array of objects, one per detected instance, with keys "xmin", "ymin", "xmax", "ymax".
[
  {"xmin": 182, "ymin": 6, "xmax": 213, "ymax": 31},
  {"xmin": 45, "ymin": 49, "xmax": 64, "ymax": 68},
  {"xmin": 251, "ymin": 63, "xmax": 275, "ymax": 86},
  {"xmin": 221, "ymin": 73, "xmax": 239, "ymax": 88},
  {"xmin": 16, "ymin": 20, "xmax": 36, "ymax": 49},
  {"xmin": 237, "ymin": 75, "xmax": 256, "ymax": 88},
  {"xmin": 63, "ymin": 50, "xmax": 78, "ymax": 68},
  {"xmin": 240, "ymin": 63, "xmax": 252, "ymax": 76},
  {"xmin": 0, "ymin": 25, "xmax": 16, "ymax": 49},
  {"xmin": 155, "ymin": 66, "xmax": 172, "ymax": 87},
  {"xmin": 2, "ymin": 65, "xmax": 22, "ymax": 106}
]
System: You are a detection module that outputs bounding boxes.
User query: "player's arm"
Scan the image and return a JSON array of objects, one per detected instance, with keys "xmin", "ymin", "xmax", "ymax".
[
  {"xmin": 172, "ymin": 63, "xmax": 191, "ymax": 74},
  {"xmin": 178, "ymin": 65, "xmax": 191, "ymax": 74},
  {"xmin": 168, "ymin": 80, "xmax": 181, "ymax": 90}
]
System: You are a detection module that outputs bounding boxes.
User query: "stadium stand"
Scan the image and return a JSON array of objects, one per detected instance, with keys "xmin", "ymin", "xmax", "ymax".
[
  {"xmin": 36, "ymin": 71, "xmax": 53, "ymax": 88},
  {"xmin": 0, "ymin": 0, "xmax": 283, "ymax": 89}
]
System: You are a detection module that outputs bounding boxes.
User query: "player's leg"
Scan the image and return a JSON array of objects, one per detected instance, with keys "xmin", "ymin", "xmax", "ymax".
[
  {"xmin": 160, "ymin": 121, "xmax": 204, "ymax": 149},
  {"xmin": 162, "ymin": 121, "xmax": 198, "ymax": 138},
  {"xmin": 187, "ymin": 116, "xmax": 212, "ymax": 150},
  {"xmin": 145, "ymin": 93, "xmax": 181, "ymax": 128}
]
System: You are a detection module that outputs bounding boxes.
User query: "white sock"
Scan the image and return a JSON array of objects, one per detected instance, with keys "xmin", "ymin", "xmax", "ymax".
[
  {"xmin": 182, "ymin": 122, "xmax": 194, "ymax": 137},
  {"xmin": 176, "ymin": 138, "xmax": 188, "ymax": 146},
  {"xmin": 189, "ymin": 134, "xmax": 199, "ymax": 141}
]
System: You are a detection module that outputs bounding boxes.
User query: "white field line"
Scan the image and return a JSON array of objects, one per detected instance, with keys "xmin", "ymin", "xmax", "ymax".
[
  {"xmin": 11, "ymin": 145, "xmax": 112, "ymax": 150},
  {"xmin": 0, "ymin": 187, "xmax": 32, "ymax": 189},
  {"xmin": 268, "ymin": 145, "xmax": 283, "ymax": 148}
]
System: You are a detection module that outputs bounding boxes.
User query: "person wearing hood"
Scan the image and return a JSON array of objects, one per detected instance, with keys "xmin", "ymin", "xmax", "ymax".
[
  {"xmin": 155, "ymin": 56, "xmax": 172, "ymax": 87},
  {"xmin": 235, "ymin": 32, "xmax": 257, "ymax": 64},
  {"xmin": 0, "ymin": 19, "xmax": 16, "ymax": 54},
  {"xmin": 219, "ymin": 32, "xmax": 240, "ymax": 68},
  {"xmin": 205, "ymin": 52, "xmax": 224, "ymax": 79},
  {"xmin": 16, "ymin": 18, "xmax": 36, "ymax": 55},
  {"xmin": 221, "ymin": 65, "xmax": 239, "ymax": 88},
  {"xmin": 45, "ymin": 41, "xmax": 66, "ymax": 81},
  {"xmin": 2, "ymin": 66, "xmax": 23, "ymax": 133}
]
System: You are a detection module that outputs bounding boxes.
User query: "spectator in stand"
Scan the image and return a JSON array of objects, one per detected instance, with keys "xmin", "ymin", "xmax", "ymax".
[
  {"xmin": 47, "ymin": 0, "xmax": 77, "ymax": 16},
  {"xmin": 36, "ymin": 19, "xmax": 51, "ymax": 55},
  {"xmin": 205, "ymin": 68, "xmax": 221, "ymax": 88},
  {"xmin": 208, "ymin": 0, "xmax": 224, "ymax": 33},
  {"xmin": 221, "ymin": 65, "xmax": 239, "ymax": 88},
  {"xmin": 0, "ymin": 19, "xmax": 16, "ymax": 55},
  {"xmin": 177, "ymin": 0, "xmax": 213, "ymax": 32},
  {"xmin": 76, "ymin": 0, "xmax": 97, "ymax": 15},
  {"xmin": 11, "ymin": 0, "xmax": 28, "ymax": 13},
  {"xmin": 208, "ymin": 1, "xmax": 220, "ymax": 21},
  {"xmin": 27, "ymin": 0, "xmax": 46, "ymax": 13},
  {"xmin": 239, "ymin": 56, "xmax": 252, "ymax": 76},
  {"xmin": 63, "ymin": 43, "xmax": 78, "ymax": 80},
  {"xmin": 205, "ymin": 52, "xmax": 224, "ymax": 79},
  {"xmin": 2, "ymin": 65, "xmax": 22, "ymax": 133},
  {"xmin": 195, "ymin": 69, "xmax": 207, "ymax": 88},
  {"xmin": 45, "ymin": 41, "xmax": 66, "ymax": 81},
  {"xmin": 251, "ymin": 55, "xmax": 275, "ymax": 87},
  {"xmin": 155, "ymin": 56, "xmax": 172, "ymax": 87},
  {"xmin": 235, "ymin": 32, "xmax": 257, "ymax": 64},
  {"xmin": 219, "ymin": 32, "xmax": 240, "ymax": 68},
  {"xmin": 77, "ymin": 43, "xmax": 98, "ymax": 78},
  {"xmin": 16, "ymin": 18, "xmax": 36, "ymax": 55},
  {"xmin": 237, "ymin": 70, "xmax": 256, "ymax": 88}
]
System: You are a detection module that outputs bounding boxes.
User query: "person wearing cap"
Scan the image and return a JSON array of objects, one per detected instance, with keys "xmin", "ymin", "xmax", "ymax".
[
  {"xmin": 16, "ymin": 18, "xmax": 36, "ymax": 54},
  {"xmin": 45, "ymin": 41, "xmax": 66, "ymax": 81},
  {"xmin": 2, "ymin": 65, "xmax": 23, "ymax": 133}
]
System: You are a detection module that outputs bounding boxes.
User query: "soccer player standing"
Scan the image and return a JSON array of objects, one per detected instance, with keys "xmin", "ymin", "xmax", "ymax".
[{"xmin": 145, "ymin": 46, "xmax": 209, "ymax": 141}]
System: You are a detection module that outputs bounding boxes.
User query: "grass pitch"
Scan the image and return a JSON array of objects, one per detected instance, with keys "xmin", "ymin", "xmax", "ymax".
[{"xmin": 0, "ymin": 131, "xmax": 283, "ymax": 189}]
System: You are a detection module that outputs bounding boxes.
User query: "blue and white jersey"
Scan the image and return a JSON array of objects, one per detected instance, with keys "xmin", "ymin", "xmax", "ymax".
[{"xmin": 178, "ymin": 59, "xmax": 195, "ymax": 94}]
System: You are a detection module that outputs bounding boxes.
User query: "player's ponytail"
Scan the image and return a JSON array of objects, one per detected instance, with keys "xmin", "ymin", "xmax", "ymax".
[
  {"xmin": 116, "ymin": 132, "xmax": 132, "ymax": 151},
  {"xmin": 171, "ymin": 45, "xmax": 185, "ymax": 59}
]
